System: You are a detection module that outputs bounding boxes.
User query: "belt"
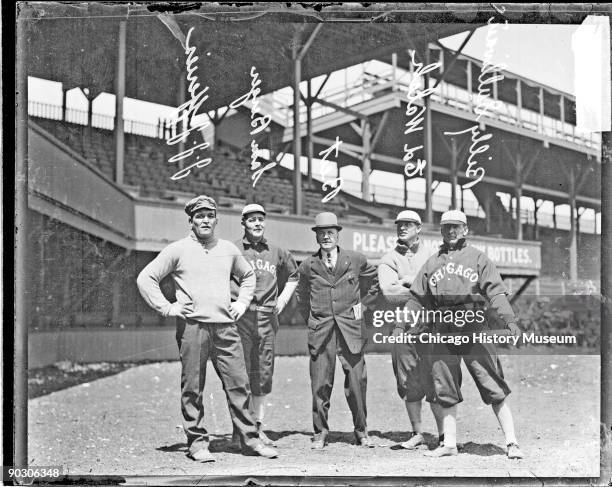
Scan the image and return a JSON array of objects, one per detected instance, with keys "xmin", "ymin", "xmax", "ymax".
[
  {"xmin": 437, "ymin": 302, "xmax": 485, "ymax": 312},
  {"xmin": 248, "ymin": 304, "xmax": 275, "ymax": 312}
]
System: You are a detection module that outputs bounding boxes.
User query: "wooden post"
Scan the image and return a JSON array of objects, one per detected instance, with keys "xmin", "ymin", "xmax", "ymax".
[
  {"xmin": 114, "ymin": 20, "xmax": 127, "ymax": 186},
  {"xmin": 361, "ymin": 120, "xmax": 371, "ymax": 202},
  {"xmin": 424, "ymin": 46, "xmax": 434, "ymax": 223},
  {"xmin": 568, "ymin": 165, "xmax": 578, "ymax": 282},
  {"xmin": 292, "ymin": 29, "xmax": 302, "ymax": 215},
  {"xmin": 307, "ymin": 79, "xmax": 313, "ymax": 188},
  {"xmin": 62, "ymin": 87, "xmax": 68, "ymax": 121},
  {"xmin": 450, "ymin": 137, "xmax": 458, "ymax": 209},
  {"xmin": 467, "ymin": 60, "xmax": 473, "ymax": 112},
  {"xmin": 516, "ymin": 80, "xmax": 522, "ymax": 125},
  {"xmin": 515, "ymin": 153, "xmax": 523, "ymax": 241}
]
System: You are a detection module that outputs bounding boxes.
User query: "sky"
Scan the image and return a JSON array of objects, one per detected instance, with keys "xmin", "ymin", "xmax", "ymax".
[
  {"xmin": 440, "ymin": 24, "xmax": 579, "ymax": 94},
  {"xmin": 26, "ymin": 22, "xmax": 599, "ymax": 230}
]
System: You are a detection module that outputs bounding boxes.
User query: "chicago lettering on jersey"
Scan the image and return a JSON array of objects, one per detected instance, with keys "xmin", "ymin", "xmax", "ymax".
[
  {"xmin": 249, "ymin": 258, "xmax": 276, "ymax": 274},
  {"xmin": 429, "ymin": 262, "xmax": 479, "ymax": 287}
]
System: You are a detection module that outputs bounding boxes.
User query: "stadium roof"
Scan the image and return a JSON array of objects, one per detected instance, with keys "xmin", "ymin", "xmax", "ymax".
[{"xmin": 21, "ymin": 3, "xmax": 475, "ymax": 109}]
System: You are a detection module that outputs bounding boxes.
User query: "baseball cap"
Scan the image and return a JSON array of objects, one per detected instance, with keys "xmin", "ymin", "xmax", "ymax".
[
  {"xmin": 440, "ymin": 209, "xmax": 467, "ymax": 225},
  {"xmin": 395, "ymin": 210, "xmax": 422, "ymax": 225},
  {"xmin": 242, "ymin": 203, "xmax": 266, "ymax": 217},
  {"xmin": 184, "ymin": 195, "xmax": 217, "ymax": 216}
]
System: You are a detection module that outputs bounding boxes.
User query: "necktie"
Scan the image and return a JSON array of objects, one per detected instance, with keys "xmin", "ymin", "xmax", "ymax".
[{"xmin": 326, "ymin": 252, "xmax": 334, "ymax": 272}]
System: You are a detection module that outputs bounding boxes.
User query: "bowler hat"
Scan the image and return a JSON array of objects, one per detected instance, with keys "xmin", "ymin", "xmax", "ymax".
[{"xmin": 311, "ymin": 212, "xmax": 342, "ymax": 231}]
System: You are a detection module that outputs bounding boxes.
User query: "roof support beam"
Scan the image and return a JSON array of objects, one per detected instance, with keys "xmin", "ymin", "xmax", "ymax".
[
  {"xmin": 424, "ymin": 46, "xmax": 434, "ymax": 223},
  {"xmin": 292, "ymin": 26, "xmax": 304, "ymax": 215},
  {"xmin": 312, "ymin": 97, "xmax": 368, "ymax": 121},
  {"xmin": 433, "ymin": 29, "xmax": 476, "ymax": 89},
  {"xmin": 114, "ymin": 20, "xmax": 127, "ymax": 186}
]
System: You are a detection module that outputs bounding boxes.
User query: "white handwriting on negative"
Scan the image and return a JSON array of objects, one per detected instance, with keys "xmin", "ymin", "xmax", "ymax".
[
  {"xmin": 319, "ymin": 136, "xmax": 344, "ymax": 203},
  {"xmin": 167, "ymin": 27, "xmax": 212, "ymax": 180},
  {"xmin": 403, "ymin": 49, "xmax": 441, "ymax": 178},
  {"xmin": 230, "ymin": 66, "xmax": 276, "ymax": 187},
  {"xmin": 443, "ymin": 17, "xmax": 507, "ymax": 189},
  {"xmin": 444, "ymin": 126, "xmax": 492, "ymax": 189}
]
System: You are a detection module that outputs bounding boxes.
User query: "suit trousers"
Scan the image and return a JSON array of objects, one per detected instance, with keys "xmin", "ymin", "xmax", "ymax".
[
  {"xmin": 310, "ymin": 323, "xmax": 368, "ymax": 439},
  {"xmin": 175, "ymin": 319, "xmax": 259, "ymax": 454}
]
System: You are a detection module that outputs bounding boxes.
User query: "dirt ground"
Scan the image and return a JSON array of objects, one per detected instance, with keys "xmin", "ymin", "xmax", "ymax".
[{"xmin": 28, "ymin": 353, "xmax": 600, "ymax": 483}]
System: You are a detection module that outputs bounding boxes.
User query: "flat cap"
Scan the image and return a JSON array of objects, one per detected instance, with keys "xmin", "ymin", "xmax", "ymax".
[
  {"xmin": 184, "ymin": 195, "xmax": 217, "ymax": 216},
  {"xmin": 440, "ymin": 209, "xmax": 467, "ymax": 225},
  {"xmin": 242, "ymin": 203, "xmax": 266, "ymax": 217}
]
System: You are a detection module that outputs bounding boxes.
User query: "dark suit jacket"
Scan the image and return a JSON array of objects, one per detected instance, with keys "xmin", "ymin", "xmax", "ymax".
[{"xmin": 296, "ymin": 247, "xmax": 378, "ymax": 356}]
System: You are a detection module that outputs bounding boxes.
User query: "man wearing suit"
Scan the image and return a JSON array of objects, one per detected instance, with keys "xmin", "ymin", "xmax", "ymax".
[{"xmin": 296, "ymin": 212, "xmax": 378, "ymax": 450}]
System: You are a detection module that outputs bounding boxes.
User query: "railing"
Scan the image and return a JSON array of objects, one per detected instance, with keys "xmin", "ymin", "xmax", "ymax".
[
  {"xmin": 28, "ymin": 101, "xmax": 215, "ymax": 143},
  {"xmin": 339, "ymin": 179, "xmax": 485, "ymax": 218},
  {"xmin": 256, "ymin": 58, "xmax": 601, "ymax": 152}
]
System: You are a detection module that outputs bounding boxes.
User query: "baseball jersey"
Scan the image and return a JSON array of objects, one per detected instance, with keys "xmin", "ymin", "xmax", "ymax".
[
  {"xmin": 137, "ymin": 233, "xmax": 255, "ymax": 323},
  {"xmin": 378, "ymin": 238, "xmax": 435, "ymax": 308},
  {"xmin": 231, "ymin": 237, "xmax": 299, "ymax": 307},
  {"xmin": 403, "ymin": 238, "xmax": 515, "ymax": 327}
]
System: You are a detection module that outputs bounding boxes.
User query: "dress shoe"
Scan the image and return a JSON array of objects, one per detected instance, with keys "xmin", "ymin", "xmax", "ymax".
[
  {"xmin": 188, "ymin": 447, "xmax": 215, "ymax": 463},
  {"xmin": 311, "ymin": 434, "xmax": 327, "ymax": 450},
  {"xmin": 356, "ymin": 435, "xmax": 375, "ymax": 448},
  {"xmin": 249, "ymin": 442, "xmax": 278, "ymax": 458},
  {"xmin": 257, "ymin": 422, "xmax": 276, "ymax": 446}
]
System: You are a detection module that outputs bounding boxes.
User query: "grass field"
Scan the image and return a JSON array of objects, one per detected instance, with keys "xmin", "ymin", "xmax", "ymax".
[{"xmin": 28, "ymin": 353, "xmax": 600, "ymax": 481}]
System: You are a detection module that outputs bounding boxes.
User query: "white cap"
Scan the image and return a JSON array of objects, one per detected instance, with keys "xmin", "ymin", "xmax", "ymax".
[
  {"xmin": 440, "ymin": 210, "xmax": 467, "ymax": 225},
  {"xmin": 395, "ymin": 210, "xmax": 422, "ymax": 224},
  {"xmin": 241, "ymin": 203, "xmax": 266, "ymax": 217}
]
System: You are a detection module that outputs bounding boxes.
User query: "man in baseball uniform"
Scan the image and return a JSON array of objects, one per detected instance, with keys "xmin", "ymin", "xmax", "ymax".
[
  {"xmin": 400, "ymin": 210, "xmax": 524, "ymax": 459},
  {"xmin": 296, "ymin": 212, "xmax": 378, "ymax": 449},
  {"xmin": 231, "ymin": 203, "xmax": 299, "ymax": 447},
  {"xmin": 378, "ymin": 210, "xmax": 444, "ymax": 450},
  {"xmin": 137, "ymin": 195, "xmax": 278, "ymax": 462}
]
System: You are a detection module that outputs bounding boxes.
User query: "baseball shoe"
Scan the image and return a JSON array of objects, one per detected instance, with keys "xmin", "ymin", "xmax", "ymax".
[
  {"xmin": 247, "ymin": 442, "xmax": 278, "ymax": 459},
  {"xmin": 257, "ymin": 422, "xmax": 276, "ymax": 446},
  {"xmin": 188, "ymin": 447, "xmax": 215, "ymax": 463},
  {"xmin": 400, "ymin": 432, "xmax": 425, "ymax": 450},
  {"xmin": 423, "ymin": 445, "xmax": 458, "ymax": 457},
  {"xmin": 355, "ymin": 435, "xmax": 375, "ymax": 448},
  {"xmin": 507, "ymin": 442, "xmax": 524, "ymax": 459},
  {"xmin": 311, "ymin": 434, "xmax": 327, "ymax": 450}
]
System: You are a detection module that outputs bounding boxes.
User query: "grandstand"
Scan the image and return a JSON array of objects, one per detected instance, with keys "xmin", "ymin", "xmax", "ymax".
[{"xmin": 17, "ymin": 7, "xmax": 603, "ymax": 369}]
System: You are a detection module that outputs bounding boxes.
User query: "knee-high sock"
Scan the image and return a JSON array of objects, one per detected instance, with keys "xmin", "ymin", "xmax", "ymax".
[{"xmin": 492, "ymin": 399, "xmax": 518, "ymax": 445}]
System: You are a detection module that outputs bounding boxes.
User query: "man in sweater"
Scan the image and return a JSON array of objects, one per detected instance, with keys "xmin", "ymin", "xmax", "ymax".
[
  {"xmin": 378, "ymin": 210, "xmax": 443, "ymax": 450},
  {"xmin": 136, "ymin": 195, "xmax": 278, "ymax": 462},
  {"xmin": 231, "ymin": 203, "xmax": 299, "ymax": 447}
]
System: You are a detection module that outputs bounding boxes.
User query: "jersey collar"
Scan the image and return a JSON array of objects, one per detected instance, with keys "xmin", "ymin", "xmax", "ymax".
[
  {"xmin": 242, "ymin": 235, "xmax": 269, "ymax": 249},
  {"xmin": 440, "ymin": 238, "xmax": 467, "ymax": 252},
  {"xmin": 396, "ymin": 237, "xmax": 421, "ymax": 255}
]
